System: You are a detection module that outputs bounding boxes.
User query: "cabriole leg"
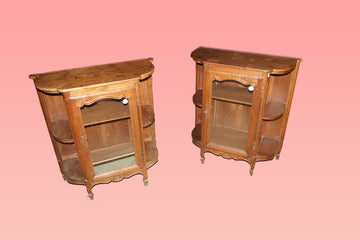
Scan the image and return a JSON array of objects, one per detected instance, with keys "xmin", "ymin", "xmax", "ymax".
[
  {"xmin": 143, "ymin": 172, "xmax": 149, "ymax": 186},
  {"xmin": 86, "ymin": 184, "xmax": 94, "ymax": 200},
  {"xmin": 249, "ymin": 159, "xmax": 256, "ymax": 176},
  {"xmin": 200, "ymin": 151, "xmax": 205, "ymax": 164}
]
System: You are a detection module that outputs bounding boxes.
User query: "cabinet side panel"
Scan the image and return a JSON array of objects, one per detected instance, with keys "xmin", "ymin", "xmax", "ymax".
[
  {"xmin": 139, "ymin": 78, "xmax": 150, "ymax": 105},
  {"xmin": 42, "ymin": 92, "xmax": 69, "ymax": 121},
  {"xmin": 37, "ymin": 91, "xmax": 63, "ymax": 160},
  {"xmin": 277, "ymin": 61, "xmax": 301, "ymax": 152},
  {"xmin": 261, "ymin": 72, "xmax": 292, "ymax": 140},
  {"xmin": 140, "ymin": 77, "xmax": 156, "ymax": 141},
  {"xmin": 195, "ymin": 63, "xmax": 203, "ymax": 124},
  {"xmin": 37, "ymin": 91, "xmax": 79, "ymax": 180},
  {"xmin": 267, "ymin": 72, "xmax": 292, "ymax": 103}
]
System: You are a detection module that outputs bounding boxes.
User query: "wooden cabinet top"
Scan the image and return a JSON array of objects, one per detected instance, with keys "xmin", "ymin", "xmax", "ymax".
[
  {"xmin": 191, "ymin": 47, "xmax": 300, "ymax": 75},
  {"xmin": 30, "ymin": 58, "xmax": 154, "ymax": 94}
]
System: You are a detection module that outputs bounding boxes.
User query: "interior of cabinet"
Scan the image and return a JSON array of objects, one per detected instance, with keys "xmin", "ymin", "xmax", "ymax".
[
  {"xmin": 80, "ymin": 98, "xmax": 136, "ymax": 175},
  {"xmin": 209, "ymin": 80, "xmax": 252, "ymax": 152}
]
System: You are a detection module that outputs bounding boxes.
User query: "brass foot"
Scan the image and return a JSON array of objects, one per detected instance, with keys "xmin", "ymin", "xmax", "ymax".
[
  {"xmin": 87, "ymin": 193, "xmax": 94, "ymax": 200},
  {"xmin": 276, "ymin": 154, "xmax": 280, "ymax": 160},
  {"xmin": 249, "ymin": 169, "xmax": 254, "ymax": 176},
  {"xmin": 200, "ymin": 157, "xmax": 205, "ymax": 164}
]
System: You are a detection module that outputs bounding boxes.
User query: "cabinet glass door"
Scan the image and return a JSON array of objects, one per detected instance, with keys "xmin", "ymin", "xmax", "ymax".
[
  {"xmin": 80, "ymin": 97, "xmax": 139, "ymax": 176},
  {"xmin": 208, "ymin": 80, "xmax": 253, "ymax": 153}
]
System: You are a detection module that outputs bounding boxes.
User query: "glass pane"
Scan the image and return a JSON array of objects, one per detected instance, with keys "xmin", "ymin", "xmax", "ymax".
[
  {"xmin": 209, "ymin": 80, "xmax": 253, "ymax": 152},
  {"xmin": 93, "ymin": 155, "xmax": 136, "ymax": 175},
  {"xmin": 80, "ymin": 98, "xmax": 137, "ymax": 175}
]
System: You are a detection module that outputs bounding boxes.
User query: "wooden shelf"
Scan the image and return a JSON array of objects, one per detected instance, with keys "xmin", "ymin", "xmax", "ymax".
[
  {"xmin": 209, "ymin": 125, "xmax": 248, "ymax": 151},
  {"xmin": 212, "ymin": 84, "xmax": 252, "ymax": 105},
  {"xmin": 191, "ymin": 123, "xmax": 201, "ymax": 147},
  {"xmin": 82, "ymin": 102, "xmax": 154, "ymax": 127},
  {"xmin": 144, "ymin": 140, "xmax": 159, "ymax": 168},
  {"xmin": 90, "ymin": 142, "xmax": 135, "ymax": 165},
  {"xmin": 62, "ymin": 158, "xmax": 84, "ymax": 184},
  {"xmin": 263, "ymin": 102, "xmax": 286, "ymax": 121},
  {"xmin": 192, "ymin": 89, "xmax": 202, "ymax": 107},
  {"xmin": 258, "ymin": 136, "xmax": 279, "ymax": 157},
  {"xmin": 92, "ymin": 141, "xmax": 158, "ymax": 175},
  {"xmin": 82, "ymin": 100, "xmax": 130, "ymax": 126},
  {"xmin": 52, "ymin": 120, "xmax": 74, "ymax": 144},
  {"xmin": 141, "ymin": 105, "xmax": 155, "ymax": 128},
  {"xmin": 51, "ymin": 105, "xmax": 154, "ymax": 143}
]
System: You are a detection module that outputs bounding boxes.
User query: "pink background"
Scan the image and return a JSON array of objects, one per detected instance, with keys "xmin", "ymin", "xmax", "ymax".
[{"xmin": 1, "ymin": 0, "xmax": 359, "ymax": 239}]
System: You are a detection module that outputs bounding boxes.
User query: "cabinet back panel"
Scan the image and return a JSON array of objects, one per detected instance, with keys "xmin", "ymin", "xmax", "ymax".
[
  {"xmin": 213, "ymin": 100, "xmax": 251, "ymax": 131},
  {"xmin": 85, "ymin": 120, "xmax": 131, "ymax": 150}
]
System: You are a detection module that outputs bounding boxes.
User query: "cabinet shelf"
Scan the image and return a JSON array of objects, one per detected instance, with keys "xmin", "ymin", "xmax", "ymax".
[
  {"xmin": 51, "ymin": 105, "xmax": 155, "ymax": 143},
  {"xmin": 62, "ymin": 157, "xmax": 84, "ymax": 184},
  {"xmin": 191, "ymin": 123, "xmax": 201, "ymax": 147},
  {"xmin": 212, "ymin": 84, "xmax": 252, "ymax": 105},
  {"xmin": 192, "ymin": 124, "xmax": 279, "ymax": 157},
  {"xmin": 82, "ymin": 100, "xmax": 130, "ymax": 126},
  {"xmin": 210, "ymin": 125, "xmax": 248, "ymax": 152},
  {"xmin": 141, "ymin": 105, "xmax": 155, "ymax": 128},
  {"xmin": 192, "ymin": 124, "xmax": 248, "ymax": 153},
  {"xmin": 144, "ymin": 140, "xmax": 159, "ymax": 168},
  {"xmin": 92, "ymin": 140, "xmax": 158, "ymax": 176},
  {"xmin": 51, "ymin": 120, "xmax": 74, "ymax": 144},
  {"xmin": 258, "ymin": 136, "xmax": 279, "ymax": 157},
  {"xmin": 193, "ymin": 89, "xmax": 202, "ymax": 107},
  {"xmin": 60, "ymin": 140, "xmax": 158, "ymax": 183},
  {"xmin": 263, "ymin": 102, "xmax": 286, "ymax": 121},
  {"xmin": 90, "ymin": 142, "xmax": 135, "ymax": 165}
]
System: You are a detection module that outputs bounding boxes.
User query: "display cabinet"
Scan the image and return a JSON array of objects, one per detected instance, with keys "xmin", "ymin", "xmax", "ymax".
[
  {"xmin": 191, "ymin": 47, "xmax": 300, "ymax": 175},
  {"xmin": 30, "ymin": 58, "xmax": 158, "ymax": 199}
]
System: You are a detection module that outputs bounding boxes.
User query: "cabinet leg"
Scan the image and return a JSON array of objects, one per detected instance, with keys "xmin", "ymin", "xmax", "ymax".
[
  {"xmin": 200, "ymin": 151, "xmax": 205, "ymax": 164},
  {"xmin": 143, "ymin": 173, "xmax": 149, "ymax": 186},
  {"xmin": 249, "ymin": 160, "xmax": 255, "ymax": 176},
  {"xmin": 86, "ymin": 184, "xmax": 94, "ymax": 200},
  {"xmin": 275, "ymin": 154, "xmax": 280, "ymax": 160},
  {"xmin": 143, "ymin": 178, "xmax": 150, "ymax": 186}
]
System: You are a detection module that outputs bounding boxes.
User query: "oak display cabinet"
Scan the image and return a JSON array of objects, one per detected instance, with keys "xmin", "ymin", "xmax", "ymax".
[
  {"xmin": 191, "ymin": 47, "xmax": 300, "ymax": 175},
  {"xmin": 30, "ymin": 58, "xmax": 158, "ymax": 199}
]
